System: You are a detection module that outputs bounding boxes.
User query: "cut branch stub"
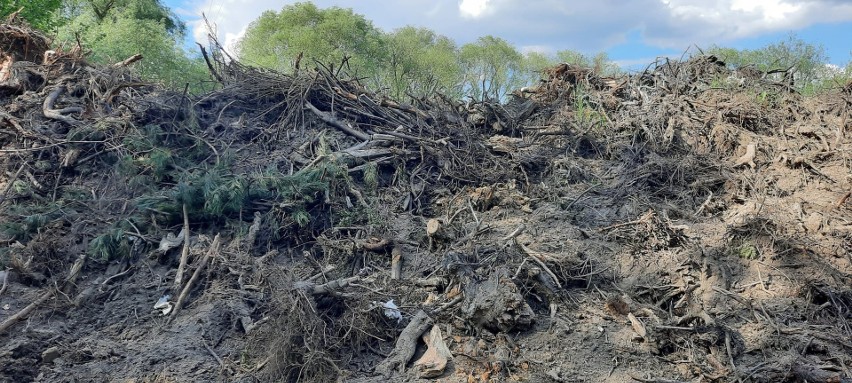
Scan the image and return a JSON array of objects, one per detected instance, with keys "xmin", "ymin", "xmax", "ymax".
[{"xmin": 426, "ymin": 218, "xmax": 441, "ymax": 237}]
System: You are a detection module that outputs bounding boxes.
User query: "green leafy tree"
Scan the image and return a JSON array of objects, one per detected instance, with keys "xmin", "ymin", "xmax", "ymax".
[
  {"xmin": 556, "ymin": 50, "xmax": 621, "ymax": 76},
  {"xmin": 380, "ymin": 26, "xmax": 462, "ymax": 100},
  {"xmin": 459, "ymin": 36, "xmax": 523, "ymax": 100},
  {"xmin": 708, "ymin": 34, "xmax": 828, "ymax": 91},
  {"xmin": 519, "ymin": 51, "xmax": 556, "ymax": 86},
  {"xmin": 56, "ymin": 0, "xmax": 210, "ymax": 91},
  {"xmin": 62, "ymin": 0, "xmax": 184, "ymax": 34},
  {"xmin": 0, "ymin": 0, "xmax": 63, "ymax": 31},
  {"xmin": 237, "ymin": 2, "xmax": 385, "ymax": 80}
]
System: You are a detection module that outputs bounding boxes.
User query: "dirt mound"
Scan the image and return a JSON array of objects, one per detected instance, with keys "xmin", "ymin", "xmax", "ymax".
[{"xmin": 1, "ymin": 23, "xmax": 851, "ymax": 383}]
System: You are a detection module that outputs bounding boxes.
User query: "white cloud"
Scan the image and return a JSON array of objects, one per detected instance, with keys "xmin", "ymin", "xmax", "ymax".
[
  {"xmin": 185, "ymin": 0, "xmax": 280, "ymax": 48},
  {"xmin": 649, "ymin": 0, "xmax": 852, "ymax": 46},
  {"xmin": 223, "ymin": 28, "xmax": 246, "ymax": 56},
  {"xmin": 459, "ymin": 0, "xmax": 491, "ymax": 18},
  {"xmin": 178, "ymin": 0, "xmax": 852, "ymax": 62}
]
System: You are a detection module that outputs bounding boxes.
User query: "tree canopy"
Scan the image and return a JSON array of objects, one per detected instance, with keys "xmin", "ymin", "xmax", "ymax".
[
  {"xmin": 55, "ymin": 0, "xmax": 209, "ymax": 91},
  {"xmin": 237, "ymin": 2, "xmax": 385, "ymax": 80},
  {"xmin": 1, "ymin": 0, "xmax": 63, "ymax": 30},
  {"xmin": 707, "ymin": 34, "xmax": 830, "ymax": 92},
  {"xmin": 9, "ymin": 0, "xmax": 848, "ymax": 100},
  {"xmin": 380, "ymin": 26, "xmax": 462, "ymax": 100},
  {"xmin": 459, "ymin": 36, "xmax": 524, "ymax": 101}
]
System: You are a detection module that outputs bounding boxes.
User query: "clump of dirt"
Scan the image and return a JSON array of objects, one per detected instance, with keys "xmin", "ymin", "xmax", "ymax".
[{"xmin": 1, "ymin": 22, "xmax": 851, "ymax": 383}]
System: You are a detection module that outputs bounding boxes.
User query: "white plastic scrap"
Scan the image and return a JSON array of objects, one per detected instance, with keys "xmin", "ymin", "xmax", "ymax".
[
  {"xmin": 382, "ymin": 300, "xmax": 402, "ymax": 323},
  {"xmin": 157, "ymin": 228, "xmax": 186, "ymax": 253},
  {"xmin": 154, "ymin": 294, "xmax": 173, "ymax": 316}
]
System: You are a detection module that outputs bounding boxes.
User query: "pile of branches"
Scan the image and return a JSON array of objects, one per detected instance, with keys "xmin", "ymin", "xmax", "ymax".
[
  {"xmin": 197, "ymin": 38, "xmax": 521, "ymax": 188},
  {"xmin": 2, "ymin": 18, "xmax": 850, "ymax": 383}
]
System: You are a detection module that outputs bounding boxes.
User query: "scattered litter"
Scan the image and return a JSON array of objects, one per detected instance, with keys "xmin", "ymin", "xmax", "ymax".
[
  {"xmin": 158, "ymin": 228, "xmax": 186, "ymax": 253},
  {"xmin": 154, "ymin": 295, "xmax": 173, "ymax": 316},
  {"xmin": 382, "ymin": 300, "xmax": 402, "ymax": 323}
]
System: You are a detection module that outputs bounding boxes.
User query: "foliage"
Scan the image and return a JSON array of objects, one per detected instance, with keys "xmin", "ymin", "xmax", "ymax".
[
  {"xmin": 459, "ymin": 35, "xmax": 524, "ymax": 101},
  {"xmin": 160, "ymin": 161, "xmax": 349, "ymax": 229},
  {"xmin": 522, "ymin": 51, "xmax": 554, "ymax": 72},
  {"xmin": 0, "ymin": 204, "xmax": 62, "ymax": 241},
  {"xmin": 88, "ymin": 228, "xmax": 129, "ymax": 261},
  {"xmin": 707, "ymin": 34, "xmax": 830, "ymax": 93},
  {"xmin": 237, "ymin": 2, "xmax": 385, "ymax": 81},
  {"xmin": 556, "ymin": 50, "xmax": 622, "ymax": 76},
  {"xmin": 573, "ymin": 86, "xmax": 607, "ymax": 130},
  {"xmin": 363, "ymin": 161, "xmax": 378, "ymax": 192},
  {"xmin": 56, "ymin": 0, "xmax": 211, "ymax": 92},
  {"xmin": 62, "ymin": 0, "xmax": 184, "ymax": 34},
  {"xmin": 379, "ymin": 26, "xmax": 462, "ymax": 100},
  {"xmin": 0, "ymin": 0, "xmax": 63, "ymax": 30},
  {"xmin": 232, "ymin": 4, "xmax": 630, "ymax": 101}
]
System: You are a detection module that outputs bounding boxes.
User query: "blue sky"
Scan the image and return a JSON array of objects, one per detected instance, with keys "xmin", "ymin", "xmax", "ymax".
[{"xmin": 162, "ymin": 0, "xmax": 852, "ymax": 68}]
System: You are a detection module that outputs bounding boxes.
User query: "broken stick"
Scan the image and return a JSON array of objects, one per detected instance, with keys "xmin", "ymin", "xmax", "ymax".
[
  {"xmin": 113, "ymin": 54, "xmax": 143, "ymax": 68},
  {"xmin": 304, "ymin": 276, "xmax": 360, "ymax": 295},
  {"xmin": 173, "ymin": 203, "xmax": 191, "ymax": 294},
  {"xmin": 168, "ymin": 234, "xmax": 220, "ymax": 324},
  {"xmin": 305, "ymin": 101, "xmax": 371, "ymax": 141},
  {"xmin": 391, "ymin": 245, "xmax": 402, "ymax": 280}
]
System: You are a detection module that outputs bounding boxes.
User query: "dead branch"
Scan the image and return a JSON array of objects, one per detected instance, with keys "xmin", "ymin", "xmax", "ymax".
[
  {"xmin": 517, "ymin": 241, "xmax": 563, "ymax": 289},
  {"xmin": 0, "ymin": 268, "xmax": 9, "ymax": 297},
  {"xmin": 168, "ymin": 234, "xmax": 220, "ymax": 324},
  {"xmin": 375, "ymin": 296, "xmax": 462, "ymax": 376},
  {"xmin": 836, "ymin": 191, "xmax": 850, "ymax": 208},
  {"xmin": 0, "ymin": 161, "xmax": 25, "ymax": 206},
  {"xmin": 391, "ymin": 245, "xmax": 402, "ymax": 280},
  {"xmin": 598, "ymin": 210, "xmax": 655, "ymax": 232},
  {"xmin": 629, "ymin": 374, "xmax": 688, "ymax": 383},
  {"xmin": 0, "ymin": 287, "xmax": 55, "ymax": 335},
  {"xmin": 304, "ymin": 276, "xmax": 361, "ymax": 295},
  {"xmin": 245, "ymin": 211, "xmax": 261, "ymax": 251},
  {"xmin": 376, "ymin": 309, "xmax": 433, "ymax": 375},
  {"xmin": 173, "ymin": 203, "xmax": 191, "ymax": 294},
  {"xmin": 113, "ymin": 53, "xmax": 143, "ymax": 67},
  {"xmin": 362, "ymin": 238, "xmax": 392, "ymax": 252},
  {"xmin": 305, "ymin": 101, "xmax": 371, "ymax": 141}
]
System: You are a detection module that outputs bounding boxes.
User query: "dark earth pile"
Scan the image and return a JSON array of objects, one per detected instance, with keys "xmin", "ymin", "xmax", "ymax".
[{"xmin": 1, "ymin": 22, "xmax": 851, "ymax": 383}]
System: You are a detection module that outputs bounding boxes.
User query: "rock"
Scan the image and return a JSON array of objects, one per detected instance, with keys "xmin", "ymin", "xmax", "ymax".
[
  {"xmin": 41, "ymin": 346, "xmax": 60, "ymax": 364},
  {"xmin": 804, "ymin": 212, "xmax": 822, "ymax": 234}
]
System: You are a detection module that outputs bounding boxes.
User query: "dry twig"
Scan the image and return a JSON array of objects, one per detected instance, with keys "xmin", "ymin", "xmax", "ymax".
[{"xmin": 168, "ymin": 234, "xmax": 220, "ymax": 324}]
